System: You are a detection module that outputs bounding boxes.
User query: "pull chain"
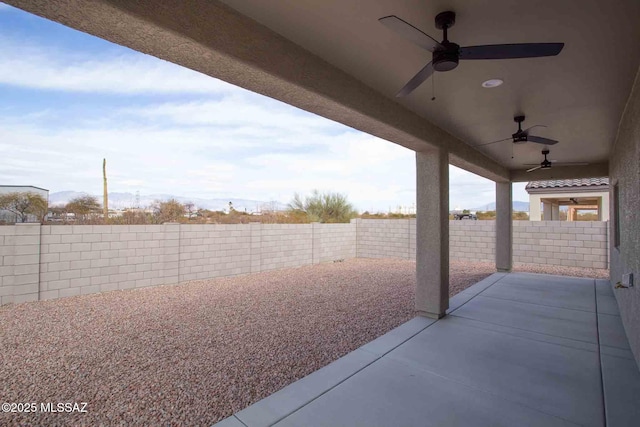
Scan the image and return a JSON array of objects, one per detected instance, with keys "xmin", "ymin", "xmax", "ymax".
[{"xmin": 431, "ymin": 73, "xmax": 436, "ymax": 101}]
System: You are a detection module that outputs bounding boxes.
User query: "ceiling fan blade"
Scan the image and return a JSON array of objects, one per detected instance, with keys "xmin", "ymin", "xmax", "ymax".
[
  {"xmin": 474, "ymin": 137, "xmax": 512, "ymax": 147},
  {"xmin": 522, "ymin": 125, "xmax": 546, "ymax": 134},
  {"xmin": 379, "ymin": 16, "xmax": 443, "ymax": 52},
  {"xmin": 527, "ymin": 135, "xmax": 559, "ymax": 145},
  {"xmin": 526, "ymin": 165, "xmax": 542, "ymax": 172},
  {"xmin": 459, "ymin": 43, "xmax": 564, "ymax": 60},
  {"xmin": 396, "ymin": 61, "xmax": 434, "ymax": 97},
  {"xmin": 552, "ymin": 162, "xmax": 590, "ymax": 166}
]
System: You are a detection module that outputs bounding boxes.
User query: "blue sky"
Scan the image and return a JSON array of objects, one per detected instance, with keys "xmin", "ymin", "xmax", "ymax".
[{"xmin": 0, "ymin": 3, "xmax": 528, "ymax": 212}]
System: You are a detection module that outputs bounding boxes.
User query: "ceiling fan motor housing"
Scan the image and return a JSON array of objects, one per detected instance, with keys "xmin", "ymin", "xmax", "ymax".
[
  {"xmin": 541, "ymin": 149, "xmax": 552, "ymax": 168},
  {"xmin": 512, "ymin": 132, "xmax": 528, "ymax": 144},
  {"xmin": 433, "ymin": 42, "xmax": 460, "ymax": 71},
  {"xmin": 433, "ymin": 12, "xmax": 459, "ymax": 72},
  {"xmin": 512, "ymin": 115, "xmax": 527, "ymax": 143}
]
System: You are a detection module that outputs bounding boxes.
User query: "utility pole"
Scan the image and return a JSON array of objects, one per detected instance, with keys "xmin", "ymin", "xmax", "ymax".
[{"xmin": 103, "ymin": 158, "xmax": 108, "ymax": 222}]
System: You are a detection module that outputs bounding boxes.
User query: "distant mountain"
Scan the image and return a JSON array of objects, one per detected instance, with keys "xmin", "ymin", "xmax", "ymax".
[
  {"xmin": 473, "ymin": 201, "xmax": 530, "ymax": 212},
  {"xmin": 49, "ymin": 191, "xmax": 287, "ymax": 212}
]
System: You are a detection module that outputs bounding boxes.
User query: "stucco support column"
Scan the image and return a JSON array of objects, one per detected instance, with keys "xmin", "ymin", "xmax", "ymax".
[
  {"xmin": 552, "ymin": 203, "xmax": 560, "ymax": 221},
  {"xmin": 496, "ymin": 182, "xmax": 513, "ymax": 272},
  {"xmin": 602, "ymin": 195, "xmax": 610, "ymax": 221},
  {"xmin": 415, "ymin": 148, "xmax": 449, "ymax": 319},
  {"xmin": 529, "ymin": 195, "xmax": 542, "ymax": 221},
  {"xmin": 597, "ymin": 197, "xmax": 604, "ymax": 221},
  {"xmin": 543, "ymin": 202, "xmax": 552, "ymax": 220}
]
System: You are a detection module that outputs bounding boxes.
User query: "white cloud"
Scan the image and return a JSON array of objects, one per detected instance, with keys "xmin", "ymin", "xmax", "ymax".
[
  {"xmin": 0, "ymin": 37, "xmax": 235, "ymax": 94},
  {"xmin": 449, "ymin": 167, "xmax": 495, "ymax": 209},
  {"xmin": 0, "ymin": 23, "xmax": 528, "ymax": 212},
  {"xmin": 123, "ymin": 97, "xmax": 334, "ymax": 131},
  {"xmin": 0, "ymin": 103, "xmax": 528, "ymax": 212},
  {"xmin": 0, "ymin": 103, "xmax": 417, "ymax": 210}
]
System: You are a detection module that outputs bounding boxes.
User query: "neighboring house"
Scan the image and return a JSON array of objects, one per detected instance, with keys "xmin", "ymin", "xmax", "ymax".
[
  {"xmin": 526, "ymin": 178, "xmax": 609, "ymax": 221},
  {"xmin": 0, "ymin": 185, "xmax": 49, "ymax": 223}
]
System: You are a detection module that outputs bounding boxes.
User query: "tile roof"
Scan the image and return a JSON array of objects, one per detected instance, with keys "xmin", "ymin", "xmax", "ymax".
[{"xmin": 525, "ymin": 177, "xmax": 609, "ymax": 190}]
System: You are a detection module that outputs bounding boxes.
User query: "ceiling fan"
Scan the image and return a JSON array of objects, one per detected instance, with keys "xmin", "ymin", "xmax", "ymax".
[
  {"xmin": 525, "ymin": 149, "xmax": 589, "ymax": 172},
  {"xmin": 379, "ymin": 11, "xmax": 564, "ymax": 97},
  {"xmin": 479, "ymin": 115, "xmax": 558, "ymax": 147}
]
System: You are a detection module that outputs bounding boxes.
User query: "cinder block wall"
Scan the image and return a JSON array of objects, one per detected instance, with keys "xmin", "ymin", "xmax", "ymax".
[
  {"xmin": 355, "ymin": 219, "xmax": 412, "ymax": 259},
  {"xmin": 317, "ymin": 223, "xmax": 357, "ymax": 263},
  {"xmin": 259, "ymin": 224, "xmax": 313, "ymax": 272},
  {"xmin": 449, "ymin": 221, "xmax": 495, "ymax": 262},
  {"xmin": 38, "ymin": 224, "xmax": 181, "ymax": 301},
  {"xmin": 514, "ymin": 221, "xmax": 608, "ymax": 268},
  {"xmin": 0, "ymin": 219, "xmax": 608, "ymax": 305},
  {"xmin": 179, "ymin": 224, "xmax": 251, "ymax": 281},
  {"xmin": 354, "ymin": 219, "xmax": 609, "ymax": 269},
  {"xmin": 355, "ymin": 219, "xmax": 495, "ymax": 263},
  {"xmin": 0, "ymin": 224, "xmax": 41, "ymax": 305},
  {"xmin": 0, "ymin": 222, "xmax": 356, "ymax": 305}
]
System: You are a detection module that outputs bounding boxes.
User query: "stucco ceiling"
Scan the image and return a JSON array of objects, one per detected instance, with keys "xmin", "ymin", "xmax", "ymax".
[{"xmin": 219, "ymin": 0, "xmax": 640, "ymax": 172}]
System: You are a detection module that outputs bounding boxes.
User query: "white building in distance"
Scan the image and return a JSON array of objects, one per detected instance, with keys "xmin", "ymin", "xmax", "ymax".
[{"xmin": 0, "ymin": 185, "xmax": 50, "ymax": 223}]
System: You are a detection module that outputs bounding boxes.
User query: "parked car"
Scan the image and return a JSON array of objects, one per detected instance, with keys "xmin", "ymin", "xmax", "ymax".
[{"xmin": 453, "ymin": 211, "xmax": 477, "ymax": 220}]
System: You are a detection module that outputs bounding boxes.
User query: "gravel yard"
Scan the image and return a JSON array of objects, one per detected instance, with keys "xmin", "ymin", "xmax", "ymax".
[{"xmin": 0, "ymin": 259, "xmax": 608, "ymax": 426}]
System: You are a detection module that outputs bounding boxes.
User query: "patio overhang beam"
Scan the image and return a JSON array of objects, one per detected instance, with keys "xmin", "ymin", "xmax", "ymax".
[
  {"xmin": 510, "ymin": 162, "xmax": 609, "ymax": 182},
  {"xmin": 5, "ymin": 0, "xmax": 509, "ymax": 183}
]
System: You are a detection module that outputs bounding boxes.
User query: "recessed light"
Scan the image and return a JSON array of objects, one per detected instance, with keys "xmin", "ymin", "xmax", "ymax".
[{"xmin": 482, "ymin": 78, "xmax": 504, "ymax": 88}]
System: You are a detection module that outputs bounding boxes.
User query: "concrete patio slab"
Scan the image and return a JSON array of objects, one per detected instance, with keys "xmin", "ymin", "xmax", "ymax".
[
  {"xmin": 601, "ymin": 354, "xmax": 640, "ymax": 427},
  {"xmin": 273, "ymin": 357, "xmax": 578, "ymax": 427},
  {"xmin": 446, "ymin": 290, "xmax": 476, "ymax": 314},
  {"xmin": 451, "ymin": 295, "xmax": 598, "ymax": 344},
  {"xmin": 600, "ymin": 345, "xmax": 636, "ymax": 360},
  {"xmin": 213, "ymin": 415, "xmax": 246, "ymax": 427},
  {"xmin": 456, "ymin": 272, "xmax": 507, "ymax": 296},
  {"xmin": 387, "ymin": 316, "xmax": 603, "ymax": 426},
  {"xmin": 596, "ymin": 279, "xmax": 614, "ymax": 297},
  {"xmin": 235, "ymin": 349, "xmax": 379, "ymax": 427},
  {"xmin": 446, "ymin": 272, "xmax": 508, "ymax": 314},
  {"xmin": 360, "ymin": 316, "xmax": 435, "ymax": 357},
  {"xmin": 215, "ymin": 273, "xmax": 640, "ymax": 427},
  {"xmin": 502, "ymin": 272, "xmax": 594, "ymax": 288},
  {"xmin": 596, "ymin": 293, "xmax": 621, "ymax": 316},
  {"xmin": 440, "ymin": 313, "xmax": 598, "ymax": 353},
  {"xmin": 598, "ymin": 313, "xmax": 631, "ymax": 350},
  {"xmin": 482, "ymin": 280, "xmax": 595, "ymax": 312}
]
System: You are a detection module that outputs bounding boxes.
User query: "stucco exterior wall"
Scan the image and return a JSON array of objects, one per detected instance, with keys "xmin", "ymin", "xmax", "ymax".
[{"xmin": 609, "ymin": 67, "xmax": 640, "ymax": 367}]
